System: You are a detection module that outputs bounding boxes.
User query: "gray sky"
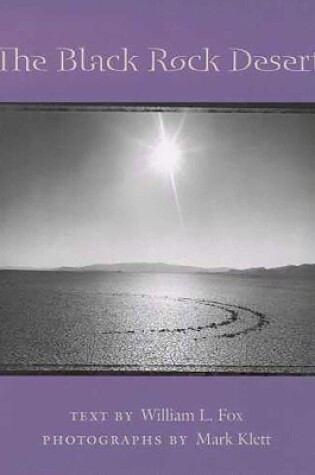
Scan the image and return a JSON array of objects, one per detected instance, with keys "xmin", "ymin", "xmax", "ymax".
[{"xmin": 0, "ymin": 110, "xmax": 314, "ymax": 269}]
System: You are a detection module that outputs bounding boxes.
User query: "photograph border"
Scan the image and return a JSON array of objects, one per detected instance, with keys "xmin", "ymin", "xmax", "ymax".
[{"xmin": 1, "ymin": 101, "xmax": 314, "ymax": 377}]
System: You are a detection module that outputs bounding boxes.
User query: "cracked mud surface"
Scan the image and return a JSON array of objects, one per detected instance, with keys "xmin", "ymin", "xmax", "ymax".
[{"xmin": 0, "ymin": 271, "xmax": 314, "ymax": 373}]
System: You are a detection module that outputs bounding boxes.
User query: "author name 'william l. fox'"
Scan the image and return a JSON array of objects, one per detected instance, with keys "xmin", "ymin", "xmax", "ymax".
[
  {"xmin": 69, "ymin": 408, "xmax": 244, "ymax": 423},
  {"xmin": 1, "ymin": 46, "xmax": 315, "ymax": 72}
]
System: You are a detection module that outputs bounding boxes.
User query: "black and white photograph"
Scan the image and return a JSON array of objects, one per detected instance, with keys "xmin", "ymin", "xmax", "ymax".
[{"xmin": 0, "ymin": 105, "xmax": 314, "ymax": 374}]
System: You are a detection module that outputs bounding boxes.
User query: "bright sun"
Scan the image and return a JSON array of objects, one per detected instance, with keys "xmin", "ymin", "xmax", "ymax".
[{"xmin": 151, "ymin": 138, "xmax": 181, "ymax": 175}]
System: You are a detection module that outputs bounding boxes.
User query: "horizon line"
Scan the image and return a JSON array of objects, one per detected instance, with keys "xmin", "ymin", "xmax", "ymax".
[{"xmin": 1, "ymin": 261, "xmax": 315, "ymax": 272}]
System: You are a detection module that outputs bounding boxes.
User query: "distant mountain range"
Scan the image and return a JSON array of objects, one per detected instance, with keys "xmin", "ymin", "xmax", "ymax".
[
  {"xmin": 227, "ymin": 264, "xmax": 315, "ymax": 279},
  {"xmin": 2, "ymin": 263, "xmax": 315, "ymax": 278},
  {"xmin": 57, "ymin": 263, "xmax": 230, "ymax": 274}
]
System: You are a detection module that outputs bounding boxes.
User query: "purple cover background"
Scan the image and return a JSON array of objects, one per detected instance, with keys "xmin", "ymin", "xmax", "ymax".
[
  {"xmin": 0, "ymin": 0, "xmax": 315, "ymax": 102},
  {"xmin": 1, "ymin": 1, "xmax": 315, "ymax": 474},
  {"xmin": 1, "ymin": 377, "xmax": 315, "ymax": 475}
]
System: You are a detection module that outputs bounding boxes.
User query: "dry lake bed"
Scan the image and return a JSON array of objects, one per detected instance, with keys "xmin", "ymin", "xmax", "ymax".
[{"xmin": 0, "ymin": 270, "xmax": 314, "ymax": 373}]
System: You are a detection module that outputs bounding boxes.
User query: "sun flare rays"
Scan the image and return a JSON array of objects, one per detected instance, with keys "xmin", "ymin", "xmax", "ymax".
[{"xmin": 150, "ymin": 113, "xmax": 185, "ymax": 227}]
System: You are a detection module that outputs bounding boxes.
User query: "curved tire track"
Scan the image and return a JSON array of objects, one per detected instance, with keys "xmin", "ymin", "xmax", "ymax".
[{"xmin": 100, "ymin": 293, "xmax": 269, "ymax": 339}]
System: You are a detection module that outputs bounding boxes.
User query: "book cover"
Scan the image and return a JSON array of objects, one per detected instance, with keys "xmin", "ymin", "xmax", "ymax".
[{"xmin": 0, "ymin": 1, "xmax": 314, "ymax": 474}]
